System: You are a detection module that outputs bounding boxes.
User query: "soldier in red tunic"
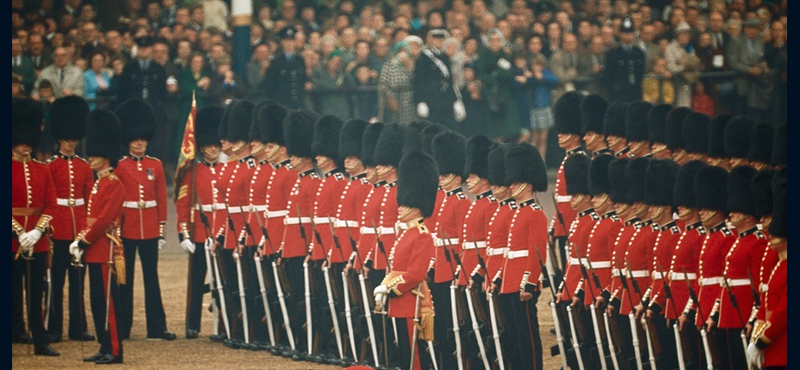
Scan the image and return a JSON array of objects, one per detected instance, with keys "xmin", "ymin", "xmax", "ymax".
[
  {"xmin": 70, "ymin": 108, "xmax": 125, "ymax": 364},
  {"xmin": 602, "ymin": 102, "xmax": 631, "ymax": 158},
  {"xmin": 12, "ymin": 99, "xmax": 59, "ymax": 356},
  {"xmin": 681, "ymin": 165, "xmax": 736, "ymax": 370},
  {"xmin": 114, "ymin": 99, "xmax": 175, "ymax": 341},
  {"xmin": 624, "ymin": 101, "xmax": 653, "ymax": 158},
  {"xmin": 278, "ymin": 109, "xmax": 322, "ymax": 359},
  {"xmin": 551, "ymin": 92, "xmax": 585, "ymax": 274},
  {"xmin": 498, "ymin": 143, "xmax": 549, "ymax": 370},
  {"xmin": 580, "ymin": 94, "xmax": 613, "ymax": 157},
  {"xmin": 45, "ymin": 96, "xmax": 94, "ymax": 342},
  {"xmin": 175, "ymin": 105, "xmax": 224, "ymax": 340},
  {"xmin": 373, "ymin": 151, "xmax": 438, "ymax": 370},
  {"xmin": 747, "ymin": 171, "xmax": 786, "ymax": 370},
  {"xmin": 707, "ymin": 166, "xmax": 768, "ymax": 369},
  {"xmin": 748, "ymin": 169, "xmax": 779, "ymax": 337}
]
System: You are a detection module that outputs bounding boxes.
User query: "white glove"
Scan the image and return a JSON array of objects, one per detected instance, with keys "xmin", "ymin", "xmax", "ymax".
[
  {"xmin": 158, "ymin": 237, "xmax": 166, "ymax": 250},
  {"xmin": 746, "ymin": 342, "xmax": 764, "ymax": 369},
  {"xmin": 497, "ymin": 58, "xmax": 511, "ymax": 70},
  {"xmin": 373, "ymin": 284, "xmax": 388, "ymax": 310},
  {"xmin": 180, "ymin": 239, "xmax": 196, "ymax": 254},
  {"xmin": 69, "ymin": 240, "xmax": 83, "ymax": 260},
  {"xmin": 417, "ymin": 102, "xmax": 430, "ymax": 118},
  {"xmin": 19, "ymin": 229, "xmax": 43, "ymax": 249},
  {"xmin": 453, "ymin": 100, "xmax": 466, "ymax": 122}
]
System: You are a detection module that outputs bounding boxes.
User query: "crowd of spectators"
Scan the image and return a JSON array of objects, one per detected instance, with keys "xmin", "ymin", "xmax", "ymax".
[{"xmin": 11, "ymin": 0, "xmax": 787, "ymax": 166}]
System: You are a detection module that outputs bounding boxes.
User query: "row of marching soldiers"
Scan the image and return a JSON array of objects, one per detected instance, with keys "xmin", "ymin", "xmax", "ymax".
[
  {"xmin": 176, "ymin": 96, "xmax": 559, "ymax": 370},
  {"xmin": 549, "ymin": 91, "xmax": 787, "ymax": 370}
]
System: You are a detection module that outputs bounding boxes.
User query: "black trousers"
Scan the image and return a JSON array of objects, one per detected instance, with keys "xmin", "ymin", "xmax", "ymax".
[
  {"xmin": 118, "ymin": 238, "xmax": 168, "ymax": 338},
  {"xmin": 500, "ymin": 292, "xmax": 543, "ymax": 370},
  {"xmin": 218, "ymin": 248, "xmax": 246, "ymax": 341},
  {"xmin": 651, "ymin": 314, "xmax": 677, "ymax": 370},
  {"xmin": 185, "ymin": 241, "xmax": 208, "ymax": 333},
  {"xmin": 282, "ymin": 256, "xmax": 308, "ymax": 353},
  {"xmin": 430, "ymin": 280, "xmax": 458, "ymax": 370},
  {"xmin": 49, "ymin": 240, "xmax": 89, "ymax": 338},
  {"xmin": 395, "ymin": 317, "xmax": 433, "ymax": 370},
  {"xmin": 366, "ymin": 268, "xmax": 396, "ymax": 366},
  {"xmin": 12, "ymin": 252, "xmax": 27, "ymax": 340},
  {"xmin": 12, "ymin": 250, "xmax": 50, "ymax": 347},
  {"xmin": 722, "ymin": 327, "xmax": 747, "ymax": 370},
  {"xmin": 245, "ymin": 247, "xmax": 276, "ymax": 344},
  {"xmin": 89, "ymin": 262, "xmax": 123, "ymax": 358}
]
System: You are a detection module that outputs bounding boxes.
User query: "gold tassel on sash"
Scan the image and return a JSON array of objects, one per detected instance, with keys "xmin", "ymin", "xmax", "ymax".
[{"xmin": 106, "ymin": 230, "xmax": 126, "ymax": 285}]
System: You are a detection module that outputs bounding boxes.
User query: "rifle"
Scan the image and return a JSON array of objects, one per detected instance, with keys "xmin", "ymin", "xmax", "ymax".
[
  {"xmin": 721, "ymin": 272, "xmax": 749, "ymax": 368},
  {"xmin": 198, "ymin": 211, "xmax": 222, "ymax": 337},
  {"xmin": 309, "ymin": 216, "xmax": 345, "ymax": 360},
  {"xmin": 625, "ymin": 257, "xmax": 658, "ymax": 370},
  {"xmin": 344, "ymin": 224, "xmax": 379, "ymax": 367},
  {"xmin": 328, "ymin": 218, "xmax": 356, "ymax": 361},
  {"xmin": 746, "ymin": 269, "xmax": 760, "ymax": 328},
  {"xmin": 550, "ymin": 193, "xmax": 568, "ymax": 280},
  {"xmin": 575, "ymin": 246, "xmax": 608, "ymax": 370},
  {"xmin": 682, "ymin": 268, "xmax": 717, "ymax": 370},
  {"xmin": 232, "ymin": 209, "xmax": 253, "ymax": 344},
  {"xmin": 296, "ymin": 206, "xmax": 314, "ymax": 356},
  {"xmin": 465, "ymin": 237, "xmax": 490, "ymax": 370},
  {"xmin": 655, "ymin": 262, "xmax": 690, "ymax": 370},
  {"xmin": 615, "ymin": 255, "xmax": 643, "ymax": 370},
  {"xmin": 583, "ymin": 252, "xmax": 624, "ymax": 370},
  {"xmin": 440, "ymin": 232, "xmax": 466, "ymax": 370},
  {"xmin": 536, "ymin": 248, "xmax": 568, "ymax": 370}
]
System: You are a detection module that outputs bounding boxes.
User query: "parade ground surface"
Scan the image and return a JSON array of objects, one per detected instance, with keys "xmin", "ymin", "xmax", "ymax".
[{"xmin": 12, "ymin": 170, "xmax": 561, "ymax": 370}]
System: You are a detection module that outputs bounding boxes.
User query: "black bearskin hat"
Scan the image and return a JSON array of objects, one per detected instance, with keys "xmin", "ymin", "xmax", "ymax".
[
  {"xmin": 647, "ymin": 104, "xmax": 671, "ymax": 144},
  {"xmin": 361, "ymin": 123, "xmax": 384, "ymax": 167},
  {"xmin": 682, "ymin": 112, "xmax": 710, "ymax": 155},
  {"xmin": 727, "ymin": 165, "xmax": 758, "ymax": 216},
  {"xmin": 589, "ymin": 154, "xmax": 614, "ymax": 196},
  {"xmin": 49, "ymin": 96, "xmax": 89, "ymax": 141},
  {"xmin": 339, "ymin": 119, "xmax": 369, "ymax": 160},
  {"xmin": 195, "ymin": 105, "xmax": 223, "ymax": 148},
  {"xmin": 564, "ymin": 153, "xmax": 591, "ymax": 195},
  {"xmin": 708, "ymin": 114, "xmax": 731, "ymax": 159},
  {"xmin": 12, "ymin": 98, "xmax": 43, "ymax": 147},
  {"xmin": 768, "ymin": 170, "xmax": 786, "ymax": 238},
  {"xmin": 747, "ymin": 122, "xmax": 774, "ymax": 164},
  {"xmin": 505, "ymin": 143, "xmax": 548, "ymax": 192},
  {"xmin": 226, "ymin": 99, "xmax": 255, "ymax": 143},
  {"xmin": 256, "ymin": 101, "xmax": 288, "ymax": 146},
  {"xmin": 665, "ymin": 107, "xmax": 691, "ymax": 151},
  {"xmin": 644, "ymin": 159, "xmax": 679, "ymax": 207},
  {"xmin": 624, "ymin": 157, "xmax": 649, "ymax": 204},
  {"xmin": 695, "ymin": 165, "xmax": 728, "ymax": 213},
  {"xmin": 218, "ymin": 102, "xmax": 232, "ymax": 141},
  {"xmin": 771, "ymin": 122, "xmax": 786, "ymax": 167},
  {"xmin": 312, "ymin": 115, "xmax": 344, "ymax": 163},
  {"xmin": 724, "ymin": 116, "xmax": 754, "ymax": 160},
  {"xmin": 432, "ymin": 132, "xmax": 467, "ymax": 176},
  {"xmin": 673, "ymin": 160, "xmax": 706, "ymax": 209},
  {"xmin": 580, "ymin": 94, "xmax": 609, "ymax": 134},
  {"xmin": 249, "ymin": 100, "xmax": 270, "ymax": 142},
  {"xmin": 420, "ymin": 123, "xmax": 449, "ymax": 155},
  {"xmin": 624, "ymin": 101, "xmax": 652, "ymax": 143},
  {"xmin": 283, "ymin": 109, "xmax": 319, "ymax": 158},
  {"xmin": 374, "ymin": 123, "xmax": 406, "ymax": 167},
  {"xmin": 85, "ymin": 109, "xmax": 121, "ymax": 166},
  {"xmin": 488, "ymin": 144, "xmax": 511, "ymax": 187},
  {"xmin": 554, "ymin": 91, "xmax": 584, "ymax": 136},
  {"xmin": 465, "ymin": 135, "xmax": 494, "ymax": 179},
  {"xmin": 751, "ymin": 169, "xmax": 774, "ymax": 219},
  {"xmin": 603, "ymin": 101, "xmax": 628, "ymax": 138},
  {"xmin": 116, "ymin": 98, "xmax": 155, "ymax": 144},
  {"xmin": 403, "ymin": 121, "xmax": 430, "ymax": 155},
  {"xmin": 397, "ymin": 151, "xmax": 439, "ymax": 218},
  {"xmin": 608, "ymin": 158, "xmax": 630, "ymax": 204}
]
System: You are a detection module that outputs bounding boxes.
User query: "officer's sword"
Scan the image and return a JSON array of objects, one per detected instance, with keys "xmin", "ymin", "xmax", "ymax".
[{"xmin": 71, "ymin": 254, "xmax": 85, "ymax": 358}]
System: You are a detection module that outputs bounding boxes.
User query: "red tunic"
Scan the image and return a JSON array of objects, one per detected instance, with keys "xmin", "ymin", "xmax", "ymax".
[
  {"xmin": 175, "ymin": 160, "xmax": 221, "ymax": 243},
  {"xmin": 116, "ymin": 155, "xmax": 168, "ymax": 240},
  {"xmin": 245, "ymin": 159, "xmax": 272, "ymax": 251},
  {"xmin": 423, "ymin": 189, "xmax": 445, "ymax": 231},
  {"xmin": 334, "ymin": 173, "xmax": 371, "ymax": 264},
  {"xmin": 755, "ymin": 246, "xmax": 779, "ymax": 321},
  {"xmin": 664, "ymin": 222, "xmax": 706, "ymax": 320},
  {"xmin": 357, "ymin": 180, "xmax": 387, "ymax": 270},
  {"xmin": 262, "ymin": 159, "xmax": 294, "ymax": 256},
  {"xmin": 560, "ymin": 208, "xmax": 600, "ymax": 302},
  {"xmin": 80, "ymin": 170, "xmax": 125, "ymax": 264},
  {"xmin": 717, "ymin": 227, "xmax": 768, "ymax": 328},
  {"xmin": 550, "ymin": 150, "xmax": 583, "ymax": 237},
  {"xmin": 280, "ymin": 168, "xmax": 322, "ymax": 259},
  {"xmin": 386, "ymin": 221, "xmax": 435, "ymax": 318},
  {"xmin": 12, "ymin": 156, "xmax": 57, "ymax": 253},
  {"xmin": 47, "ymin": 154, "xmax": 93, "ymax": 241},
  {"xmin": 485, "ymin": 199, "xmax": 517, "ymax": 290},
  {"xmin": 432, "ymin": 187, "xmax": 471, "ymax": 284},
  {"xmin": 309, "ymin": 171, "xmax": 348, "ymax": 262},
  {"xmin": 500, "ymin": 199, "xmax": 548, "ymax": 294},
  {"xmin": 619, "ymin": 220, "xmax": 659, "ymax": 315},
  {"xmin": 224, "ymin": 156, "xmax": 258, "ymax": 249},
  {"xmin": 606, "ymin": 219, "xmax": 640, "ymax": 304},
  {"xmin": 646, "ymin": 220, "xmax": 684, "ymax": 315},
  {"xmin": 213, "ymin": 161, "xmax": 234, "ymax": 246},
  {"xmin": 374, "ymin": 181, "xmax": 399, "ymax": 271},
  {"xmin": 695, "ymin": 223, "xmax": 736, "ymax": 326},
  {"xmin": 578, "ymin": 211, "xmax": 622, "ymax": 307},
  {"xmin": 760, "ymin": 257, "xmax": 786, "ymax": 367},
  {"xmin": 459, "ymin": 191, "xmax": 497, "ymax": 286}
]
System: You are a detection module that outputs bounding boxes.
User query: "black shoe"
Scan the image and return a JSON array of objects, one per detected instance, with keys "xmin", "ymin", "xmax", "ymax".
[
  {"xmin": 84, "ymin": 352, "xmax": 105, "ymax": 362},
  {"xmin": 95, "ymin": 353, "xmax": 123, "ymax": 365},
  {"xmin": 69, "ymin": 332, "xmax": 96, "ymax": 341},
  {"xmin": 13, "ymin": 334, "xmax": 33, "ymax": 344},
  {"xmin": 34, "ymin": 344, "xmax": 60, "ymax": 356},
  {"xmin": 185, "ymin": 330, "xmax": 199, "ymax": 339},
  {"xmin": 147, "ymin": 331, "xmax": 177, "ymax": 341},
  {"xmin": 209, "ymin": 334, "xmax": 226, "ymax": 342},
  {"xmin": 223, "ymin": 338, "xmax": 243, "ymax": 349},
  {"xmin": 48, "ymin": 333, "xmax": 62, "ymax": 343}
]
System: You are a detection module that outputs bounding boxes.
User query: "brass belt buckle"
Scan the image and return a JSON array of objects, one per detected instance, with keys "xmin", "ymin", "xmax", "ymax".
[
  {"xmin": 68, "ymin": 199, "xmax": 76, "ymax": 207},
  {"xmin": 138, "ymin": 200, "xmax": 146, "ymax": 209}
]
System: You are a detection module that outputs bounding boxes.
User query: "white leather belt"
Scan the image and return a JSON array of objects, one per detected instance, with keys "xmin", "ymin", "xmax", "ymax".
[
  {"xmin": 197, "ymin": 203, "xmax": 226, "ymax": 212},
  {"xmin": 247, "ymin": 205, "xmax": 267, "ymax": 212},
  {"xmin": 267, "ymin": 210, "xmax": 289, "ymax": 218},
  {"xmin": 335, "ymin": 220, "xmax": 359, "ymax": 228},
  {"xmin": 227, "ymin": 206, "xmax": 246, "ymax": 214},
  {"xmin": 652, "ymin": 271, "xmax": 665, "ymax": 280},
  {"xmin": 360, "ymin": 227, "xmax": 379, "ymax": 234},
  {"xmin": 670, "ymin": 272, "xmax": 697, "ymax": 280},
  {"xmin": 380, "ymin": 227, "xmax": 395, "ymax": 235},
  {"xmin": 699, "ymin": 276, "xmax": 723, "ymax": 286},
  {"xmin": 760, "ymin": 283, "xmax": 768, "ymax": 293},
  {"xmin": 284, "ymin": 217, "xmax": 312, "ymax": 225},
  {"xmin": 56, "ymin": 198, "xmax": 85, "ymax": 207},
  {"xmin": 503, "ymin": 249, "xmax": 528, "ymax": 259},
  {"xmin": 313, "ymin": 217, "xmax": 335, "ymax": 224},
  {"xmin": 462, "ymin": 241, "xmax": 486, "ymax": 250},
  {"xmin": 622, "ymin": 269, "xmax": 649, "ymax": 278},
  {"xmin": 568, "ymin": 257, "xmax": 584, "ymax": 266},
  {"xmin": 486, "ymin": 247, "xmax": 508, "ymax": 257},
  {"xmin": 723, "ymin": 278, "xmax": 750, "ymax": 287},
  {"xmin": 434, "ymin": 238, "xmax": 459, "ymax": 247},
  {"xmin": 613, "ymin": 269, "xmax": 623, "ymax": 277},
  {"xmin": 556, "ymin": 195, "xmax": 572, "ymax": 203},
  {"xmin": 586, "ymin": 261, "xmax": 611, "ymax": 269},
  {"xmin": 123, "ymin": 200, "xmax": 157, "ymax": 209}
]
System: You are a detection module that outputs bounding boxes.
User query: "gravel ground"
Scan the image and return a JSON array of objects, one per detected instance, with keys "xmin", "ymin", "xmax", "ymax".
[{"xmin": 13, "ymin": 169, "xmax": 562, "ymax": 370}]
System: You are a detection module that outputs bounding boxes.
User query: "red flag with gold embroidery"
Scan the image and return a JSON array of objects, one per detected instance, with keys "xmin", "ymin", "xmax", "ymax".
[{"xmin": 174, "ymin": 92, "xmax": 196, "ymax": 202}]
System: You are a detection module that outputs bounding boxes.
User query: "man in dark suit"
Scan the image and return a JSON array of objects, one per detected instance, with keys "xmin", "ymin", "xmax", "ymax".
[
  {"xmin": 413, "ymin": 29, "xmax": 457, "ymax": 127},
  {"xmin": 603, "ymin": 17, "xmax": 645, "ymax": 102},
  {"xmin": 13, "ymin": 37, "xmax": 37, "ymax": 94},
  {"xmin": 26, "ymin": 33, "xmax": 53, "ymax": 74},
  {"xmin": 116, "ymin": 36, "xmax": 167, "ymax": 115},
  {"xmin": 261, "ymin": 27, "xmax": 307, "ymax": 109},
  {"xmin": 726, "ymin": 18, "xmax": 773, "ymax": 119}
]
